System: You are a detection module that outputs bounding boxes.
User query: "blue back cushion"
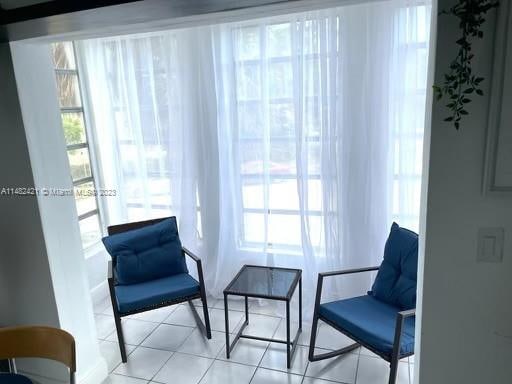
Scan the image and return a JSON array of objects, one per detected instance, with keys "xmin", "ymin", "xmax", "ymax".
[
  {"xmin": 102, "ymin": 218, "xmax": 188, "ymax": 285},
  {"xmin": 369, "ymin": 222, "xmax": 418, "ymax": 310}
]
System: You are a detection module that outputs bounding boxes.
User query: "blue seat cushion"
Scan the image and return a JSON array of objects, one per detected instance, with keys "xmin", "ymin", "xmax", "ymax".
[
  {"xmin": 103, "ymin": 218, "xmax": 188, "ymax": 285},
  {"xmin": 0, "ymin": 373, "xmax": 32, "ymax": 384},
  {"xmin": 319, "ymin": 295, "xmax": 415, "ymax": 357},
  {"xmin": 369, "ymin": 222, "xmax": 418, "ymax": 310},
  {"xmin": 115, "ymin": 273, "xmax": 200, "ymax": 314}
]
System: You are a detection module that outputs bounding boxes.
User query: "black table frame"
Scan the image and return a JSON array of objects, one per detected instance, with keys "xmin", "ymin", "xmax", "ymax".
[{"xmin": 223, "ymin": 265, "xmax": 302, "ymax": 369}]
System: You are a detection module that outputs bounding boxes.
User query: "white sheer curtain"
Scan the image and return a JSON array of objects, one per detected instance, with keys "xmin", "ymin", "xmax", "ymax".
[{"xmin": 77, "ymin": 0, "xmax": 431, "ymax": 316}]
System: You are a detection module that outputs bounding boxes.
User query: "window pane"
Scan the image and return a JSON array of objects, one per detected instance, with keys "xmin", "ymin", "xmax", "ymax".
[
  {"xmin": 269, "ymin": 141, "xmax": 296, "ymax": 175},
  {"xmin": 269, "ymin": 103, "xmax": 294, "ymax": 137},
  {"xmin": 308, "ymin": 215, "xmax": 323, "ymax": 248},
  {"xmin": 51, "ymin": 42, "xmax": 76, "ymax": 69},
  {"xmin": 67, "ymin": 147, "xmax": 92, "ymax": 181},
  {"xmin": 303, "ymin": 20, "xmax": 320, "ymax": 55},
  {"xmin": 308, "ymin": 141, "xmax": 321, "ymax": 175},
  {"xmin": 268, "ymin": 214, "xmax": 301, "ymax": 246},
  {"xmin": 74, "ymin": 182, "xmax": 98, "ymax": 216},
  {"xmin": 79, "ymin": 214, "xmax": 101, "ymax": 249},
  {"xmin": 236, "ymin": 26, "xmax": 260, "ymax": 60},
  {"xmin": 61, "ymin": 112, "xmax": 86, "ymax": 145},
  {"xmin": 269, "ymin": 62, "xmax": 293, "ymax": 99},
  {"xmin": 240, "ymin": 140, "xmax": 264, "ymax": 174},
  {"xmin": 243, "ymin": 212, "xmax": 265, "ymax": 244},
  {"xmin": 267, "ymin": 23, "xmax": 291, "ymax": 57},
  {"xmin": 238, "ymin": 101, "xmax": 263, "ymax": 139},
  {"xmin": 304, "ymin": 99, "xmax": 321, "ymax": 136},
  {"xmin": 242, "ymin": 178, "xmax": 264, "ymax": 209},
  {"xmin": 307, "ymin": 179, "xmax": 322, "ymax": 211},
  {"xmin": 269, "ymin": 179, "xmax": 298, "ymax": 211},
  {"xmin": 237, "ymin": 64, "xmax": 261, "ymax": 100},
  {"xmin": 56, "ymin": 73, "xmax": 82, "ymax": 108}
]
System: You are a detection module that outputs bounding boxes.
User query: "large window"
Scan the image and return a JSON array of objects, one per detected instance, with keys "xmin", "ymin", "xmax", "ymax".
[
  {"xmin": 75, "ymin": 2, "xmax": 430, "ymax": 259},
  {"xmin": 231, "ymin": 7, "xmax": 428, "ymax": 251},
  {"xmin": 232, "ymin": 22, "xmax": 325, "ymax": 252},
  {"xmin": 52, "ymin": 42, "xmax": 103, "ymax": 249}
]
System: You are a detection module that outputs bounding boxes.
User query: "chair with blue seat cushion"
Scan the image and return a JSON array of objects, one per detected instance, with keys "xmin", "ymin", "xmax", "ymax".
[
  {"xmin": 103, "ymin": 216, "xmax": 211, "ymax": 362},
  {"xmin": 309, "ymin": 222, "xmax": 418, "ymax": 384}
]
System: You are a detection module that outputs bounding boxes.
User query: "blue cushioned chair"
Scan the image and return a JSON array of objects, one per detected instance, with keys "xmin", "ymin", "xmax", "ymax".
[
  {"xmin": 103, "ymin": 217, "xmax": 211, "ymax": 362},
  {"xmin": 309, "ymin": 223, "xmax": 418, "ymax": 384}
]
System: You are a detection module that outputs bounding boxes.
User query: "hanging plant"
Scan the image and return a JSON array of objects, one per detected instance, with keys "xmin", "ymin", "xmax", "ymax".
[{"xmin": 433, "ymin": 0, "xmax": 499, "ymax": 130}]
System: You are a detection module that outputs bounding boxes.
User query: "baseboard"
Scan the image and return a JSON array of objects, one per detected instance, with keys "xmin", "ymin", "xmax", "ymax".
[
  {"xmin": 76, "ymin": 356, "xmax": 108, "ymax": 384},
  {"xmin": 90, "ymin": 280, "xmax": 109, "ymax": 306},
  {"xmin": 20, "ymin": 356, "xmax": 108, "ymax": 384}
]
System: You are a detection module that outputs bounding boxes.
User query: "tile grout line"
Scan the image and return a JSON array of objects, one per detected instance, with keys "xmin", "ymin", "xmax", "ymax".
[
  {"xmin": 248, "ymin": 316, "xmax": 282, "ymax": 383},
  {"xmin": 101, "ymin": 300, "xmax": 394, "ymax": 384}
]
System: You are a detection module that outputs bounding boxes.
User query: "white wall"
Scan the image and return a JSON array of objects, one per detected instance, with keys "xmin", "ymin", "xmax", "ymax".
[
  {"xmin": 0, "ymin": 42, "xmax": 65, "ymax": 378},
  {"xmin": 9, "ymin": 42, "xmax": 108, "ymax": 384},
  {"xmin": 419, "ymin": 2, "xmax": 512, "ymax": 383},
  {"xmin": 0, "ymin": 43, "xmax": 61, "ymax": 328}
]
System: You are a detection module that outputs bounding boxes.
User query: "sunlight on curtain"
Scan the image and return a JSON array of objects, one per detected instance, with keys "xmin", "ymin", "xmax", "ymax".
[{"xmin": 77, "ymin": 0, "xmax": 431, "ymax": 315}]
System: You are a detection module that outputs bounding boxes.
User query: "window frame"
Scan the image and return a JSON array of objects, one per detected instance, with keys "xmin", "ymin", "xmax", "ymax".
[
  {"xmin": 232, "ymin": 21, "xmax": 326, "ymax": 253},
  {"xmin": 54, "ymin": 42, "xmax": 105, "ymax": 252}
]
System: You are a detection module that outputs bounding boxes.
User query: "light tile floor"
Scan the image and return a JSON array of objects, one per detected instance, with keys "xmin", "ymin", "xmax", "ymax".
[{"xmin": 95, "ymin": 297, "xmax": 414, "ymax": 384}]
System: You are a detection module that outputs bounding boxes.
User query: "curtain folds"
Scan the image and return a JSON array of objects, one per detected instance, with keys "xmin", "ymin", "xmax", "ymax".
[{"xmin": 77, "ymin": 0, "xmax": 431, "ymax": 318}]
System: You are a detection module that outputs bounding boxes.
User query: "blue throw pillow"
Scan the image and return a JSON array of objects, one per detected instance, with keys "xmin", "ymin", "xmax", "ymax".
[
  {"xmin": 369, "ymin": 222, "xmax": 418, "ymax": 310},
  {"xmin": 102, "ymin": 218, "xmax": 188, "ymax": 285}
]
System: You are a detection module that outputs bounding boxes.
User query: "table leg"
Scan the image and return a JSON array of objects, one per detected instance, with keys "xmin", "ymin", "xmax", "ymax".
[
  {"xmin": 299, "ymin": 276, "xmax": 302, "ymax": 331},
  {"xmin": 224, "ymin": 293, "xmax": 230, "ymax": 359},
  {"xmin": 245, "ymin": 296, "xmax": 249, "ymax": 323},
  {"xmin": 286, "ymin": 299, "xmax": 291, "ymax": 369}
]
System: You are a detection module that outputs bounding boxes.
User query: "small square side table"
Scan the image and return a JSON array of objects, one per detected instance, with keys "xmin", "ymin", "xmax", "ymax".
[{"xmin": 223, "ymin": 265, "xmax": 302, "ymax": 368}]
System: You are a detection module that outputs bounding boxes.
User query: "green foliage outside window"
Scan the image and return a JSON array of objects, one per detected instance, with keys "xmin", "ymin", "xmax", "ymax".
[{"xmin": 62, "ymin": 114, "xmax": 85, "ymax": 145}]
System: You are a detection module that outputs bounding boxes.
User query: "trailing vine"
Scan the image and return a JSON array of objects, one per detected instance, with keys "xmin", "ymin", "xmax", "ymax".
[{"xmin": 433, "ymin": 0, "xmax": 499, "ymax": 130}]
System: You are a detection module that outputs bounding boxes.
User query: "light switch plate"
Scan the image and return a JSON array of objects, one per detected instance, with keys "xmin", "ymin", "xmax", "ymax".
[{"xmin": 477, "ymin": 227, "xmax": 504, "ymax": 263}]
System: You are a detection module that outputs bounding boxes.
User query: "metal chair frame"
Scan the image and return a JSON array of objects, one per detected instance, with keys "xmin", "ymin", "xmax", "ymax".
[
  {"xmin": 106, "ymin": 217, "xmax": 212, "ymax": 363},
  {"xmin": 308, "ymin": 266, "xmax": 416, "ymax": 384}
]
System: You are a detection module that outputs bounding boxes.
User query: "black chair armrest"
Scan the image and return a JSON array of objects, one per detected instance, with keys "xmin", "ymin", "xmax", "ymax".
[
  {"xmin": 398, "ymin": 308, "xmax": 416, "ymax": 319},
  {"xmin": 391, "ymin": 308, "xmax": 416, "ymax": 362},
  {"xmin": 182, "ymin": 247, "xmax": 207, "ymax": 293},
  {"xmin": 313, "ymin": 266, "xmax": 380, "ymax": 314},
  {"xmin": 319, "ymin": 266, "xmax": 380, "ymax": 278},
  {"xmin": 182, "ymin": 246, "xmax": 201, "ymax": 263}
]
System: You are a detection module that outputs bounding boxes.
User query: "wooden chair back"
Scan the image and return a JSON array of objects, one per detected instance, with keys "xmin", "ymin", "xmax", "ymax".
[{"xmin": 0, "ymin": 326, "xmax": 76, "ymax": 374}]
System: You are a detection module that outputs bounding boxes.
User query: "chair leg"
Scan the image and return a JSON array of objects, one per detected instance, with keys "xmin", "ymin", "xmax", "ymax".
[
  {"xmin": 108, "ymin": 279, "xmax": 127, "ymax": 363},
  {"xmin": 388, "ymin": 356, "xmax": 399, "ymax": 384},
  {"xmin": 113, "ymin": 311, "xmax": 127, "ymax": 363},
  {"xmin": 201, "ymin": 293, "xmax": 212, "ymax": 339},
  {"xmin": 309, "ymin": 317, "xmax": 359, "ymax": 362},
  {"xmin": 188, "ymin": 300, "xmax": 211, "ymax": 339},
  {"xmin": 308, "ymin": 311, "xmax": 320, "ymax": 361}
]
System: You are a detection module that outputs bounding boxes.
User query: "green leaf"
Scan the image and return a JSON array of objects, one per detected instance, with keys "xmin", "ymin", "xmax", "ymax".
[
  {"xmin": 444, "ymin": 116, "xmax": 454, "ymax": 122},
  {"xmin": 460, "ymin": 110, "xmax": 469, "ymax": 115}
]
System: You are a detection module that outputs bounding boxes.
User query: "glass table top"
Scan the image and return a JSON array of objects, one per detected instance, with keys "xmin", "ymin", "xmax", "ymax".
[{"xmin": 224, "ymin": 265, "xmax": 301, "ymax": 299}]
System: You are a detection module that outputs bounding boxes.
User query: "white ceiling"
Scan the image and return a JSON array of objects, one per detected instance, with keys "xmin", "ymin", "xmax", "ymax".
[{"xmin": 0, "ymin": 0, "xmax": 49, "ymax": 10}]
